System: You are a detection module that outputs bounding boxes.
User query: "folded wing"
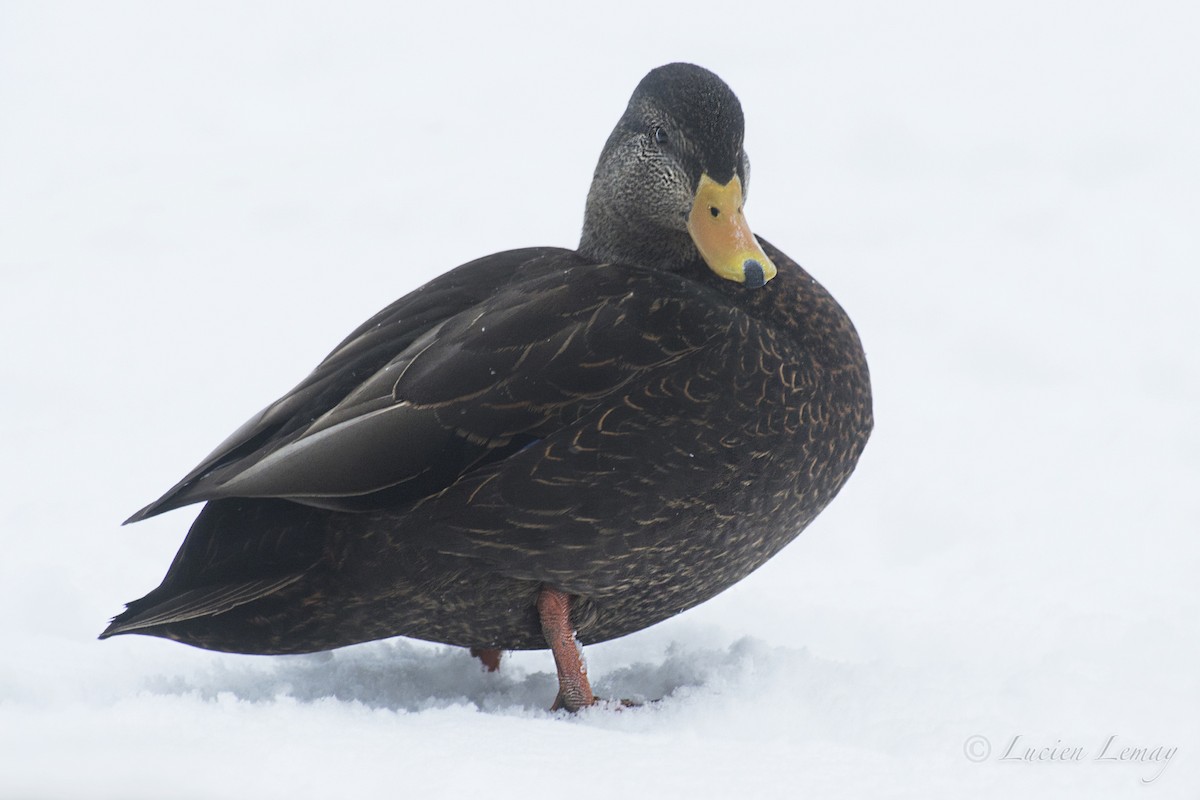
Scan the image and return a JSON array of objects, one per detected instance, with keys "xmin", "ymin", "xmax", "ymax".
[{"xmin": 127, "ymin": 251, "xmax": 721, "ymax": 522}]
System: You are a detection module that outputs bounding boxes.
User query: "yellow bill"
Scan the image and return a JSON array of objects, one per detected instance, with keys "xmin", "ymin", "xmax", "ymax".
[{"xmin": 686, "ymin": 174, "xmax": 777, "ymax": 288}]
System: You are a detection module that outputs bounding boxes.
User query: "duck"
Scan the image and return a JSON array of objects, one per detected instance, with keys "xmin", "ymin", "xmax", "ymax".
[{"xmin": 102, "ymin": 63, "xmax": 873, "ymax": 712}]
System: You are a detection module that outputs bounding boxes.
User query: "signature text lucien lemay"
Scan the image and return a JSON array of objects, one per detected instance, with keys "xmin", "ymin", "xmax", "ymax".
[{"xmin": 999, "ymin": 734, "xmax": 1177, "ymax": 783}]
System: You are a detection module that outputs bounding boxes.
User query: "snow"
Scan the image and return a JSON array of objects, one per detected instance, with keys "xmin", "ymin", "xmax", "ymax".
[{"xmin": 2, "ymin": 2, "xmax": 1198, "ymax": 798}]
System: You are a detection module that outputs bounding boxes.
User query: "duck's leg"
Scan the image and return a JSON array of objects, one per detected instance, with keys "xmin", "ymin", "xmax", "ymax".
[
  {"xmin": 537, "ymin": 586, "xmax": 595, "ymax": 712},
  {"xmin": 470, "ymin": 647, "xmax": 503, "ymax": 672}
]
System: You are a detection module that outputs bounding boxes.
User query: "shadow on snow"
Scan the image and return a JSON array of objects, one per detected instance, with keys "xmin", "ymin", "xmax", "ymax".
[{"xmin": 140, "ymin": 636, "xmax": 792, "ymax": 715}]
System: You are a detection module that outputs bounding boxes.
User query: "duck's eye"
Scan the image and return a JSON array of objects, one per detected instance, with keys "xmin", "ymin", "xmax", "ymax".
[{"xmin": 653, "ymin": 126, "xmax": 669, "ymax": 146}]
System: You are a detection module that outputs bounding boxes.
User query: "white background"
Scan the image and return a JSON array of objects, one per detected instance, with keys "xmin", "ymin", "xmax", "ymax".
[{"xmin": 2, "ymin": 2, "xmax": 1197, "ymax": 797}]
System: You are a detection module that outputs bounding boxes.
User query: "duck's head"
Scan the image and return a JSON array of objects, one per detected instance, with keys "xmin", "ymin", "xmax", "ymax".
[{"xmin": 579, "ymin": 63, "xmax": 777, "ymax": 289}]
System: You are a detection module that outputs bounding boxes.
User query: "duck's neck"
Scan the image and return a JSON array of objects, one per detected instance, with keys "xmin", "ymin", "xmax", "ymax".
[{"xmin": 578, "ymin": 197, "xmax": 700, "ymax": 273}]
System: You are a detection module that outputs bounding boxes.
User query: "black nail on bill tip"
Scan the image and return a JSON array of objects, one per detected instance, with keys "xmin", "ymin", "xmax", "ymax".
[{"xmin": 743, "ymin": 260, "xmax": 765, "ymax": 289}]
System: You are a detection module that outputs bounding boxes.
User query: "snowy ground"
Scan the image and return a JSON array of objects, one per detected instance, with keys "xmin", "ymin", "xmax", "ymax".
[{"xmin": 2, "ymin": 2, "xmax": 1198, "ymax": 798}]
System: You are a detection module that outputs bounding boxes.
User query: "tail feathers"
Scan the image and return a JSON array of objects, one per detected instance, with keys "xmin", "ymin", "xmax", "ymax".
[{"xmin": 99, "ymin": 571, "xmax": 309, "ymax": 638}]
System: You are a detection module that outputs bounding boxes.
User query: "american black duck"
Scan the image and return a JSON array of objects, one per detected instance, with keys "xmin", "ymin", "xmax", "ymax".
[{"xmin": 103, "ymin": 63, "xmax": 873, "ymax": 711}]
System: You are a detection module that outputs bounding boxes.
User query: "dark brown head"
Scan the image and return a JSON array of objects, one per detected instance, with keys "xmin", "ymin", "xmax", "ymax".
[{"xmin": 579, "ymin": 63, "xmax": 776, "ymax": 288}]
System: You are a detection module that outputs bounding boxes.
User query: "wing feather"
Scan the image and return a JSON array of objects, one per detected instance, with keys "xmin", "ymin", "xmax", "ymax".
[{"xmin": 127, "ymin": 254, "xmax": 726, "ymax": 521}]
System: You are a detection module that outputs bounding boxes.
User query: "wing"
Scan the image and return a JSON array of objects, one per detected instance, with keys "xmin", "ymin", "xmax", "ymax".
[
  {"xmin": 127, "ymin": 252, "xmax": 722, "ymax": 522},
  {"xmin": 126, "ymin": 247, "xmax": 579, "ymax": 522}
]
